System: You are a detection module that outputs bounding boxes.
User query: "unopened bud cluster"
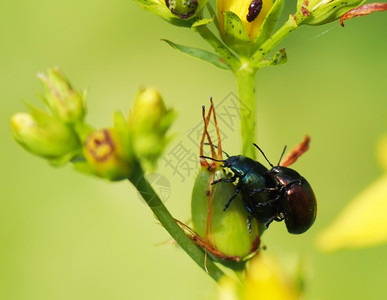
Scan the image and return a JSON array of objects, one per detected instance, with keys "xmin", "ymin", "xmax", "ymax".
[{"xmin": 11, "ymin": 68, "xmax": 175, "ymax": 181}]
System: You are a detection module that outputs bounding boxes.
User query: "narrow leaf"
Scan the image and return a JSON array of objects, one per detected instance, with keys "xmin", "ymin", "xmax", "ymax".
[
  {"xmin": 162, "ymin": 39, "xmax": 230, "ymax": 70},
  {"xmin": 192, "ymin": 17, "xmax": 214, "ymax": 27}
]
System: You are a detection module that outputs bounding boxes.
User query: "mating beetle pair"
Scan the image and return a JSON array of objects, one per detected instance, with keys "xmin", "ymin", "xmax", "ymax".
[{"xmin": 202, "ymin": 144, "xmax": 317, "ymax": 234}]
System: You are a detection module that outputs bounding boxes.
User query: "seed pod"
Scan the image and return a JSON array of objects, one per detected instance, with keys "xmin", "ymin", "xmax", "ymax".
[
  {"xmin": 192, "ymin": 164, "xmax": 260, "ymax": 258},
  {"xmin": 191, "ymin": 100, "xmax": 260, "ymax": 259}
]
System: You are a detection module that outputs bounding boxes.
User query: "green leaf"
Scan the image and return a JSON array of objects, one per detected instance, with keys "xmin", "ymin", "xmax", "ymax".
[
  {"xmin": 222, "ymin": 11, "xmax": 250, "ymax": 55},
  {"xmin": 191, "ymin": 17, "xmax": 214, "ymax": 28},
  {"xmin": 162, "ymin": 39, "xmax": 230, "ymax": 70},
  {"xmin": 257, "ymin": 48, "xmax": 287, "ymax": 68},
  {"xmin": 253, "ymin": 0, "xmax": 285, "ymax": 50}
]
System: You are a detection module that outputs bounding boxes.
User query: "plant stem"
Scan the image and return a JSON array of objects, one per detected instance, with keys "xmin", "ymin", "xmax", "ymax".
[
  {"xmin": 233, "ymin": 16, "xmax": 299, "ymax": 157},
  {"xmin": 234, "ymin": 64, "xmax": 257, "ymax": 159},
  {"xmin": 250, "ymin": 16, "xmax": 298, "ymax": 67},
  {"xmin": 128, "ymin": 168, "xmax": 225, "ymax": 282}
]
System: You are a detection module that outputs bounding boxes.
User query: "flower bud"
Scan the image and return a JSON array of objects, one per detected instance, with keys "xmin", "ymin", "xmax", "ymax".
[
  {"xmin": 82, "ymin": 128, "xmax": 137, "ymax": 181},
  {"xmin": 133, "ymin": 0, "xmax": 207, "ymax": 23},
  {"xmin": 38, "ymin": 67, "xmax": 86, "ymax": 124},
  {"xmin": 128, "ymin": 88, "xmax": 175, "ymax": 170},
  {"xmin": 10, "ymin": 109, "xmax": 81, "ymax": 164},
  {"xmin": 296, "ymin": 0, "xmax": 365, "ymax": 26}
]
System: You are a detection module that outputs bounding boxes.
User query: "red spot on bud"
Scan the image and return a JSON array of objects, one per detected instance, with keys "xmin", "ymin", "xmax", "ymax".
[{"xmin": 301, "ymin": 6, "xmax": 310, "ymax": 17}]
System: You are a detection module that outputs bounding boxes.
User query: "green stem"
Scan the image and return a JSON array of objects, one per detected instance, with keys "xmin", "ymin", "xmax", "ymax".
[
  {"xmin": 128, "ymin": 167, "xmax": 225, "ymax": 282},
  {"xmin": 234, "ymin": 64, "xmax": 257, "ymax": 159},
  {"xmin": 250, "ymin": 16, "xmax": 298, "ymax": 68}
]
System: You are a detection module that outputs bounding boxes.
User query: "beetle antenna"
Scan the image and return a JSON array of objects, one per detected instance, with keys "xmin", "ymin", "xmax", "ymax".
[
  {"xmin": 253, "ymin": 143, "xmax": 274, "ymax": 168},
  {"xmin": 203, "ymin": 143, "xmax": 230, "ymax": 158},
  {"xmin": 199, "ymin": 155, "xmax": 225, "ymax": 162},
  {"xmin": 277, "ymin": 146, "xmax": 287, "ymax": 166}
]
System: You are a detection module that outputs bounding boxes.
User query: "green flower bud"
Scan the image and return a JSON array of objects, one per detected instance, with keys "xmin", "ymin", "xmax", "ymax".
[
  {"xmin": 128, "ymin": 88, "xmax": 176, "ymax": 170},
  {"xmin": 191, "ymin": 162, "xmax": 260, "ymax": 259},
  {"xmin": 296, "ymin": 0, "xmax": 365, "ymax": 26},
  {"xmin": 10, "ymin": 109, "xmax": 81, "ymax": 164},
  {"xmin": 82, "ymin": 129, "xmax": 137, "ymax": 181},
  {"xmin": 38, "ymin": 67, "xmax": 86, "ymax": 124},
  {"xmin": 132, "ymin": 0, "xmax": 207, "ymax": 24}
]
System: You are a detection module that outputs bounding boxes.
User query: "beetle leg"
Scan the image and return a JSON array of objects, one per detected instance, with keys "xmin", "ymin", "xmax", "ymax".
[
  {"xmin": 223, "ymin": 186, "xmax": 240, "ymax": 211},
  {"xmin": 264, "ymin": 212, "xmax": 285, "ymax": 228},
  {"xmin": 254, "ymin": 197, "xmax": 278, "ymax": 208},
  {"xmin": 211, "ymin": 176, "xmax": 237, "ymax": 185},
  {"xmin": 264, "ymin": 216, "xmax": 275, "ymax": 229},
  {"xmin": 250, "ymin": 186, "xmax": 278, "ymax": 195},
  {"xmin": 247, "ymin": 216, "xmax": 252, "ymax": 234}
]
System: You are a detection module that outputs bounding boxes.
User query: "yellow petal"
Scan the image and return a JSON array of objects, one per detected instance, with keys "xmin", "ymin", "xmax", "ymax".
[
  {"xmin": 217, "ymin": 255, "xmax": 300, "ymax": 300},
  {"xmin": 377, "ymin": 134, "xmax": 387, "ymax": 172},
  {"xmin": 243, "ymin": 255, "xmax": 300, "ymax": 300},
  {"xmin": 317, "ymin": 174, "xmax": 387, "ymax": 252}
]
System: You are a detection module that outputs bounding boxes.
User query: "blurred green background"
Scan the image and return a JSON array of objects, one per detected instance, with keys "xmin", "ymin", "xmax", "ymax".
[{"xmin": 1, "ymin": 1, "xmax": 386, "ymax": 299}]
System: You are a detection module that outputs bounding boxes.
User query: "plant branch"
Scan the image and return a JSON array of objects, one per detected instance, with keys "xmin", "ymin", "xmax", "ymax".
[
  {"xmin": 128, "ymin": 166, "xmax": 225, "ymax": 282},
  {"xmin": 250, "ymin": 16, "xmax": 298, "ymax": 69}
]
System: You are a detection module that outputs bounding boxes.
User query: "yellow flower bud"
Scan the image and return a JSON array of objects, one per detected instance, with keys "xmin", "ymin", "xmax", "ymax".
[
  {"xmin": 83, "ymin": 129, "xmax": 136, "ymax": 180},
  {"xmin": 38, "ymin": 67, "xmax": 86, "ymax": 124},
  {"xmin": 128, "ymin": 87, "xmax": 176, "ymax": 170},
  {"xmin": 10, "ymin": 110, "xmax": 81, "ymax": 164}
]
